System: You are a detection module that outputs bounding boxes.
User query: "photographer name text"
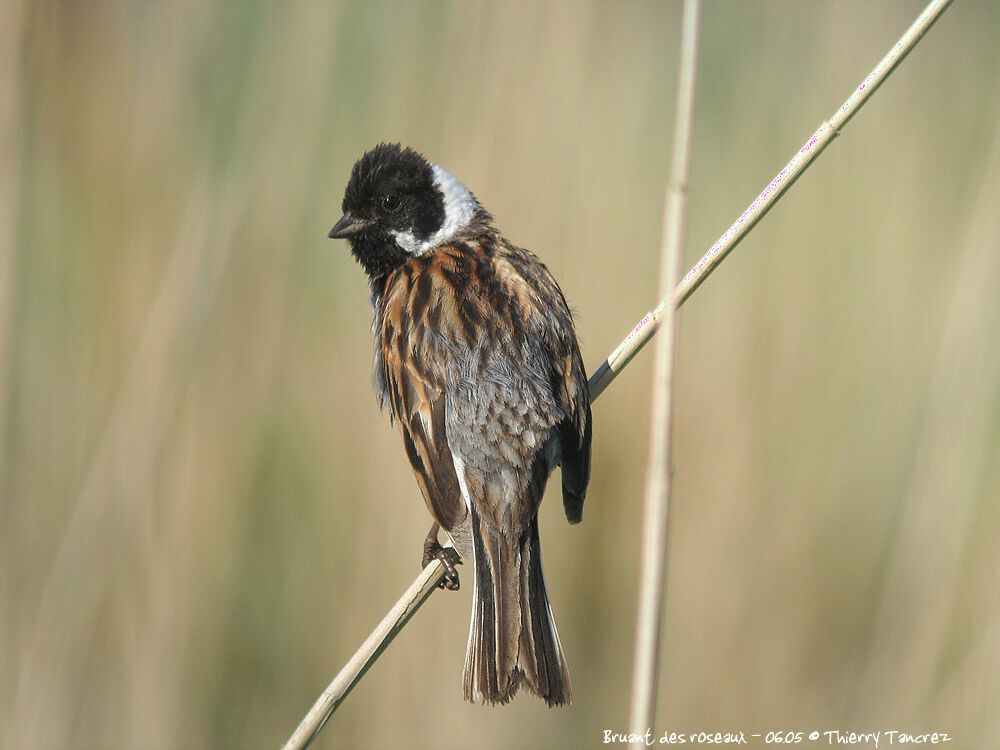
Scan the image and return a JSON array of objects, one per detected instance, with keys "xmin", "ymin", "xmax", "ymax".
[{"xmin": 602, "ymin": 729, "xmax": 952, "ymax": 747}]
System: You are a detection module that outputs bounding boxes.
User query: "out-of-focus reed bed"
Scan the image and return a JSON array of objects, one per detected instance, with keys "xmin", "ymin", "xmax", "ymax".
[{"xmin": 2, "ymin": 2, "xmax": 998, "ymax": 747}]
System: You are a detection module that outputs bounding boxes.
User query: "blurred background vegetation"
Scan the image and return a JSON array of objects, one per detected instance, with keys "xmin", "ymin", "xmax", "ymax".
[{"xmin": 3, "ymin": 1, "xmax": 999, "ymax": 747}]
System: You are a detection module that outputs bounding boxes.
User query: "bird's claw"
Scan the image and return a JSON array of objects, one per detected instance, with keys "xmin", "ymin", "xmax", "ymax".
[{"xmin": 423, "ymin": 523, "xmax": 462, "ymax": 590}]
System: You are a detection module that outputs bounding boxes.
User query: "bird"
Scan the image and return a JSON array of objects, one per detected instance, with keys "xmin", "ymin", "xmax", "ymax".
[{"xmin": 329, "ymin": 143, "xmax": 592, "ymax": 706}]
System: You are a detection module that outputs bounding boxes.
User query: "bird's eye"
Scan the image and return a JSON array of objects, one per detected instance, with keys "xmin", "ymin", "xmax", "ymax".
[{"xmin": 381, "ymin": 194, "xmax": 402, "ymax": 213}]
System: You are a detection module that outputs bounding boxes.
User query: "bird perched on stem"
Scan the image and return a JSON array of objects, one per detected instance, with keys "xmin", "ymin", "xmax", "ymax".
[{"xmin": 329, "ymin": 143, "xmax": 592, "ymax": 706}]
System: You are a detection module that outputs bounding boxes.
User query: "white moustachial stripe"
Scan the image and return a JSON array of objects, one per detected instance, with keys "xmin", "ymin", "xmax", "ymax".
[{"xmin": 391, "ymin": 164, "xmax": 478, "ymax": 256}]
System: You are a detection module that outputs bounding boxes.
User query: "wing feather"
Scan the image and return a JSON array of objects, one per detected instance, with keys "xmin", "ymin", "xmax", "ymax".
[
  {"xmin": 557, "ymin": 346, "xmax": 591, "ymax": 524},
  {"xmin": 381, "ymin": 291, "xmax": 469, "ymax": 537}
]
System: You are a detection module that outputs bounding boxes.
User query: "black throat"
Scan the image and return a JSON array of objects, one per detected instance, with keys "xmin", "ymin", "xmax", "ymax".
[{"xmin": 349, "ymin": 231, "xmax": 411, "ymax": 280}]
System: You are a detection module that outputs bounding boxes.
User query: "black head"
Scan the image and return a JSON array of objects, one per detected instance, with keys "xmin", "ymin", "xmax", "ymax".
[{"xmin": 329, "ymin": 143, "xmax": 487, "ymax": 279}]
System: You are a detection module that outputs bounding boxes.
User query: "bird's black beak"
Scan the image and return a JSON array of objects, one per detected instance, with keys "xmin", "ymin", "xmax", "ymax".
[{"xmin": 328, "ymin": 212, "xmax": 371, "ymax": 239}]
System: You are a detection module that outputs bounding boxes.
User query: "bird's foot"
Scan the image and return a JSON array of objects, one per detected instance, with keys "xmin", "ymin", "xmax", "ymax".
[{"xmin": 423, "ymin": 522, "xmax": 461, "ymax": 591}]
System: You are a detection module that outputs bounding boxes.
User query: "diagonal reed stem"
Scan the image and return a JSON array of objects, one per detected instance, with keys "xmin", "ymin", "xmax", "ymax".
[
  {"xmin": 281, "ymin": 561, "xmax": 445, "ymax": 749},
  {"xmin": 587, "ymin": 0, "xmax": 955, "ymax": 402},
  {"xmin": 284, "ymin": 1, "xmax": 954, "ymax": 746}
]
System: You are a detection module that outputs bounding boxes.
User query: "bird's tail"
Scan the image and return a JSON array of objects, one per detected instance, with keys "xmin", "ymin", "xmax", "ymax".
[{"xmin": 463, "ymin": 508, "xmax": 571, "ymax": 706}]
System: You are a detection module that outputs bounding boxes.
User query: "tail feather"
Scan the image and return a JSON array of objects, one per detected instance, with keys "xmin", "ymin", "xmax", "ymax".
[
  {"xmin": 519, "ymin": 517, "xmax": 571, "ymax": 705},
  {"xmin": 463, "ymin": 508, "xmax": 571, "ymax": 706}
]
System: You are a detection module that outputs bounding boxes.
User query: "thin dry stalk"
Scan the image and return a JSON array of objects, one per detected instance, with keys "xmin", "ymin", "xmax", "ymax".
[
  {"xmin": 587, "ymin": 0, "xmax": 955, "ymax": 401},
  {"xmin": 284, "ymin": 1, "xmax": 955, "ymax": 746},
  {"xmin": 627, "ymin": 0, "xmax": 701, "ymax": 743},
  {"xmin": 281, "ymin": 561, "xmax": 447, "ymax": 750}
]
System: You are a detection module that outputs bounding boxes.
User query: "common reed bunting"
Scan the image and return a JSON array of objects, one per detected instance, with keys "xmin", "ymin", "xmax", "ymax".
[{"xmin": 329, "ymin": 144, "xmax": 592, "ymax": 706}]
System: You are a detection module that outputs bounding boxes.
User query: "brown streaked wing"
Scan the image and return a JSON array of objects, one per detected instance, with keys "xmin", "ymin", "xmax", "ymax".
[{"xmin": 382, "ymin": 336, "xmax": 468, "ymax": 534}]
